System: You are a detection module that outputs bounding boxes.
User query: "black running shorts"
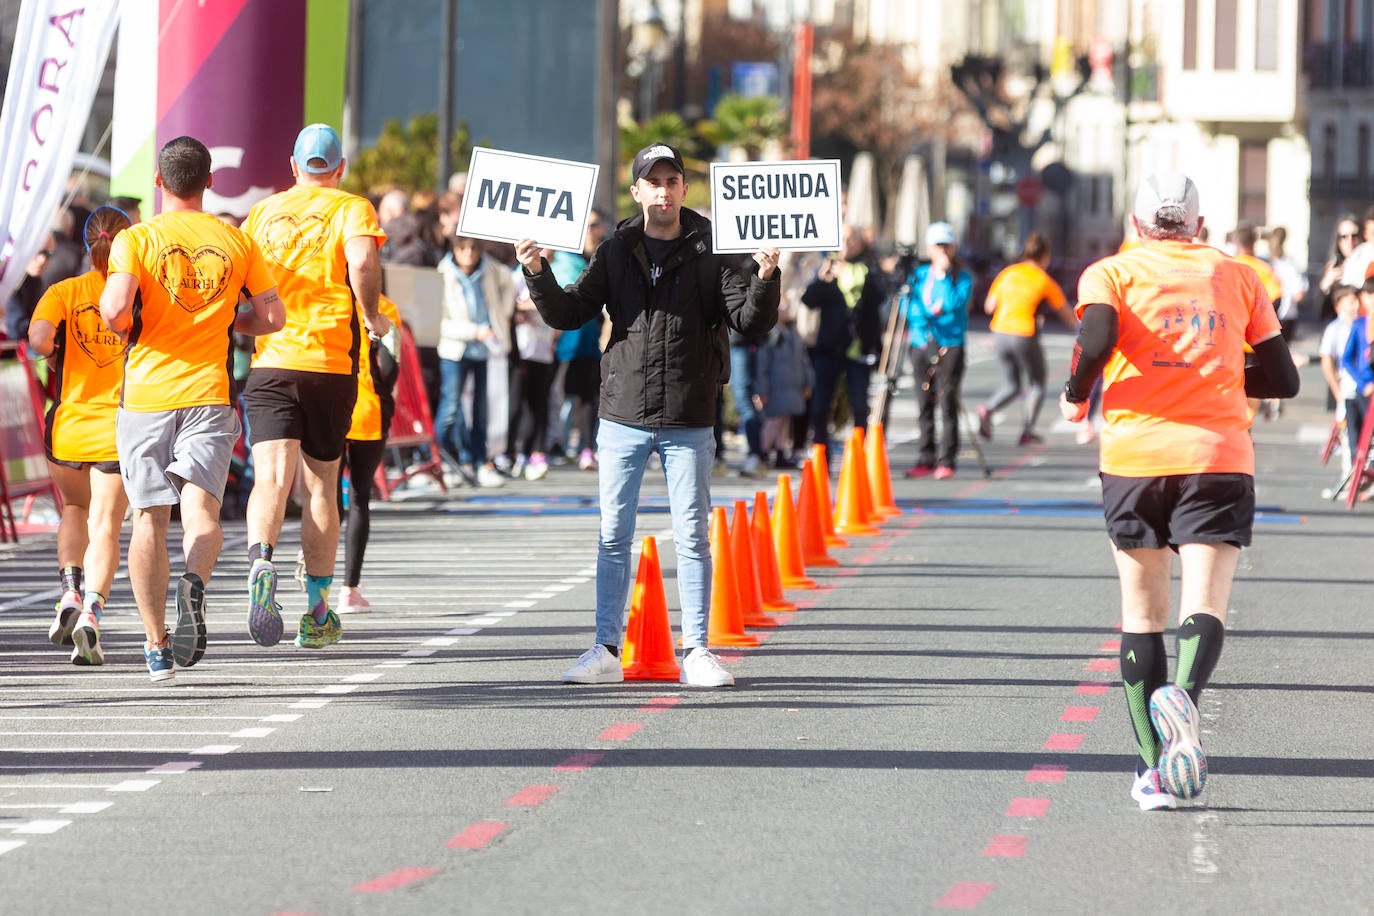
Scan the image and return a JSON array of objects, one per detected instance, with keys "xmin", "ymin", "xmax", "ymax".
[
  {"xmin": 243, "ymin": 368, "xmax": 358, "ymax": 462},
  {"xmin": 1100, "ymin": 472, "xmax": 1255, "ymax": 551}
]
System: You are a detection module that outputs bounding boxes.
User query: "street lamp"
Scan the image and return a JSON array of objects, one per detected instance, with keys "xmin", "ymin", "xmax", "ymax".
[{"xmin": 628, "ymin": 0, "xmax": 669, "ymax": 120}]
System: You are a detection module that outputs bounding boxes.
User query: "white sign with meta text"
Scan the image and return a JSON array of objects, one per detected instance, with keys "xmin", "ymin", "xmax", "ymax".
[
  {"xmin": 709, "ymin": 159, "xmax": 842, "ymax": 254},
  {"xmin": 456, "ymin": 147, "xmax": 600, "ymax": 254}
]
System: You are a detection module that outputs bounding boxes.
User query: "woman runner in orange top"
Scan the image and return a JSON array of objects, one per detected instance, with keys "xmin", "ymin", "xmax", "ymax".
[{"xmin": 28, "ymin": 205, "xmax": 133, "ymax": 666}]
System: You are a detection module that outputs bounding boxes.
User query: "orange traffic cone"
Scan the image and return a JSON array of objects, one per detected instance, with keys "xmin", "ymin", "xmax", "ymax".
[
  {"xmin": 771, "ymin": 474, "xmax": 817, "ymax": 589},
  {"xmin": 866, "ymin": 422, "xmax": 901, "ymax": 517},
  {"xmin": 708, "ymin": 506, "xmax": 759, "ymax": 647},
  {"xmin": 834, "ymin": 428, "xmax": 880, "ymax": 536},
  {"xmin": 799, "ymin": 460, "xmax": 841, "ymax": 567},
  {"xmin": 751, "ymin": 490, "xmax": 796, "ymax": 613},
  {"xmin": 810, "ymin": 444, "xmax": 848, "ymax": 549},
  {"xmin": 621, "ymin": 536, "xmax": 683, "ymax": 680},
  {"xmin": 852, "ymin": 427, "xmax": 880, "ymax": 526},
  {"xmin": 731, "ymin": 500, "xmax": 777, "ymax": 627}
]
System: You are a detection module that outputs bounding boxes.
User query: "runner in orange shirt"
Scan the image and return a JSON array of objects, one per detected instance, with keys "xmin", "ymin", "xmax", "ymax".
[
  {"xmin": 974, "ymin": 231, "xmax": 1077, "ymax": 446},
  {"xmin": 1059, "ymin": 172, "xmax": 1299, "ymax": 811},
  {"xmin": 28, "ymin": 206, "xmax": 132, "ymax": 667},
  {"xmin": 336, "ymin": 295, "xmax": 402, "ymax": 614},
  {"xmin": 241, "ymin": 123, "xmax": 389, "ymax": 651},
  {"xmin": 100, "ymin": 136, "xmax": 284, "ymax": 683}
]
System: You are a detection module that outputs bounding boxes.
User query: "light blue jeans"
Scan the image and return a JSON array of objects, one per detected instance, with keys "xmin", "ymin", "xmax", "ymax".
[{"xmin": 595, "ymin": 420, "xmax": 714, "ymax": 650}]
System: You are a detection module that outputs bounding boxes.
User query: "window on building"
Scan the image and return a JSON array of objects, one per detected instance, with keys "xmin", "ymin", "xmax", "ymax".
[
  {"xmin": 1216, "ymin": 0, "xmax": 1238, "ymax": 70},
  {"xmin": 1183, "ymin": 0, "xmax": 1198, "ymax": 69},
  {"xmin": 1238, "ymin": 141, "xmax": 1268, "ymax": 226},
  {"xmin": 1256, "ymin": 1, "xmax": 1280, "ymax": 71},
  {"xmin": 1324, "ymin": 122, "xmax": 1338, "ymax": 180}
]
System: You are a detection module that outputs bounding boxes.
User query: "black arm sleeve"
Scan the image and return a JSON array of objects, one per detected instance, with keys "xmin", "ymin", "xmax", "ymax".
[
  {"xmin": 1244, "ymin": 334, "xmax": 1301, "ymax": 399},
  {"xmin": 1064, "ymin": 303, "xmax": 1118, "ymax": 403}
]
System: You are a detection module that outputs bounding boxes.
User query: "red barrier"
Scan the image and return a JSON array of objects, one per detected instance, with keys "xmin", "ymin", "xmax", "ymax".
[
  {"xmin": 0, "ymin": 343, "xmax": 60, "ymax": 541},
  {"xmin": 374, "ymin": 322, "xmax": 446, "ymax": 499}
]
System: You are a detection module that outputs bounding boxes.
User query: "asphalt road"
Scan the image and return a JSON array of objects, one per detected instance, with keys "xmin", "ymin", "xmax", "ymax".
[{"xmin": 2, "ymin": 331, "xmax": 1371, "ymax": 915}]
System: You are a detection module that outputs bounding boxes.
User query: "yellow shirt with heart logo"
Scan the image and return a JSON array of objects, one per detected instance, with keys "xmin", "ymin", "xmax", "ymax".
[
  {"xmin": 242, "ymin": 185, "xmax": 386, "ymax": 376},
  {"xmin": 32, "ymin": 270, "xmax": 124, "ymax": 461},
  {"xmin": 107, "ymin": 210, "xmax": 274, "ymax": 412}
]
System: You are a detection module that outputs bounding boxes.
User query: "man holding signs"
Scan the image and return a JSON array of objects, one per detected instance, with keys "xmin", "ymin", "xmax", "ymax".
[{"xmin": 515, "ymin": 143, "xmax": 780, "ymax": 688}]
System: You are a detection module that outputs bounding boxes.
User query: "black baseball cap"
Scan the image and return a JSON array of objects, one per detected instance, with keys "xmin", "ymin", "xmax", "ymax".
[{"xmin": 632, "ymin": 143, "xmax": 685, "ymax": 181}]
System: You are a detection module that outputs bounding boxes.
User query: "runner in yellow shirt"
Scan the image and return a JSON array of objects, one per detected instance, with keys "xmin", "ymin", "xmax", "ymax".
[
  {"xmin": 100, "ymin": 136, "xmax": 284, "ymax": 683},
  {"xmin": 241, "ymin": 123, "xmax": 389, "ymax": 651},
  {"xmin": 1059, "ymin": 172, "xmax": 1298, "ymax": 810},
  {"xmin": 974, "ymin": 231, "xmax": 1076, "ymax": 445},
  {"xmin": 28, "ymin": 206, "xmax": 131, "ymax": 667}
]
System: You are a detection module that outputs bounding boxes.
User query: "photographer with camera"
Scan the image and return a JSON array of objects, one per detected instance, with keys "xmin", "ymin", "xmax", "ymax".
[{"xmin": 800, "ymin": 224, "xmax": 885, "ymax": 466}]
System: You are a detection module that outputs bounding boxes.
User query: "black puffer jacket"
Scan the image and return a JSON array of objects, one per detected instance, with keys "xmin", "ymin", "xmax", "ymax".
[{"xmin": 527, "ymin": 207, "xmax": 779, "ymax": 428}]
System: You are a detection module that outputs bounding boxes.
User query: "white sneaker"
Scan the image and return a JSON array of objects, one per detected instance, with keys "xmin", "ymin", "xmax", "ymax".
[
  {"xmin": 740, "ymin": 454, "xmax": 762, "ymax": 477},
  {"xmin": 1130, "ymin": 768, "xmax": 1177, "ymax": 811},
  {"xmin": 525, "ymin": 453, "xmax": 549, "ymax": 481},
  {"xmin": 477, "ymin": 464, "xmax": 506, "ymax": 488},
  {"xmin": 561, "ymin": 644, "xmax": 624, "ymax": 684},
  {"xmin": 337, "ymin": 588, "xmax": 372, "ymax": 614},
  {"xmin": 681, "ymin": 647, "xmax": 735, "ymax": 687}
]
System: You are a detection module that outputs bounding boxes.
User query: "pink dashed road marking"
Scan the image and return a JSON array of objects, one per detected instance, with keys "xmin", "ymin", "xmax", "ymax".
[
  {"xmin": 716, "ymin": 652, "xmax": 745, "ymax": 663},
  {"xmin": 1076, "ymin": 682, "xmax": 1110, "ymax": 695},
  {"xmin": 933, "ymin": 882, "xmax": 996, "ymax": 909},
  {"xmin": 554, "ymin": 752, "xmax": 605, "ymax": 772},
  {"xmin": 983, "ymin": 834, "xmax": 1027, "ymax": 857},
  {"xmin": 1005, "ymin": 797, "xmax": 1051, "ymax": 817},
  {"xmin": 1061, "ymin": 706, "xmax": 1099, "ymax": 722},
  {"xmin": 1025, "ymin": 764, "xmax": 1067, "ymax": 783},
  {"xmin": 351, "ymin": 867, "xmax": 439, "ymax": 893},
  {"xmin": 1099, "ymin": 638, "xmax": 1121, "ymax": 652},
  {"xmin": 795, "ymin": 599, "xmax": 819, "ymax": 609},
  {"xmin": 598, "ymin": 722, "xmax": 644, "ymax": 741},
  {"xmin": 835, "ymin": 568, "xmax": 860, "ymax": 577},
  {"xmin": 505, "ymin": 785, "xmax": 558, "ymax": 806},
  {"xmin": 1043, "ymin": 733, "xmax": 1084, "ymax": 751},
  {"xmin": 852, "ymin": 555, "xmax": 877, "ymax": 565},
  {"xmin": 1086, "ymin": 657, "xmax": 1118, "ymax": 672},
  {"xmin": 638, "ymin": 696, "xmax": 682, "ymax": 712},
  {"xmin": 447, "ymin": 821, "xmax": 507, "ymax": 849}
]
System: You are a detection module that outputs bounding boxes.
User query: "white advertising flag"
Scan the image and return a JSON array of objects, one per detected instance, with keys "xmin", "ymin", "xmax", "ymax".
[
  {"xmin": 456, "ymin": 147, "xmax": 600, "ymax": 254},
  {"xmin": 710, "ymin": 159, "xmax": 843, "ymax": 254},
  {"xmin": 0, "ymin": 0, "xmax": 122, "ymax": 308}
]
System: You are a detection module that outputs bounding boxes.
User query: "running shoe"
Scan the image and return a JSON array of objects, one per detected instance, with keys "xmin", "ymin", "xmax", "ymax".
[
  {"xmin": 1150, "ymin": 684, "xmax": 1208, "ymax": 799},
  {"xmin": 976, "ymin": 405, "xmax": 993, "ymax": 440},
  {"xmin": 172, "ymin": 573, "xmax": 208, "ymax": 667},
  {"xmin": 578, "ymin": 448, "xmax": 598, "ymax": 471},
  {"xmin": 48, "ymin": 591, "xmax": 82, "ymax": 646},
  {"xmin": 144, "ymin": 644, "xmax": 176, "ymax": 683},
  {"xmin": 904, "ymin": 464, "xmax": 934, "ymax": 479},
  {"xmin": 524, "ymin": 453, "xmax": 549, "ymax": 481},
  {"xmin": 934, "ymin": 466, "xmax": 956, "ymax": 480},
  {"xmin": 69, "ymin": 611, "xmax": 104, "ymax": 667},
  {"xmin": 1017, "ymin": 431, "xmax": 1044, "ymax": 446},
  {"xmin": 336, "ymin": 588, "xmax": 372, "ymax": 614},
  {"xmin": 561, "ymin": 645, "xmax": 623, "ymax": 684},
  {"xmin": 247, "ymin": 558, "xmax": 283, "ymax": 647},
  {"xmin": 295, "ymin": 609, "xmax": 342, "ymax": 648},
  {"xmin": 681, "ymin": 647, "xmax": 734, "ymax": 687},
  {"xmin": 1130, "ymin": 768, "xmax": 1177, "ymax": 811}
]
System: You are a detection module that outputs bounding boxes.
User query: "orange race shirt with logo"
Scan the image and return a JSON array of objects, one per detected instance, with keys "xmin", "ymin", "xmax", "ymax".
[
  {"xmin": 244, "ymin": 185, "xmax": 385, "ymax": 375},
  {"xmin": 31, "ymin": 270, "xmax": 124, "ymax": 461},
  {"xmin": 347, "ymin": 295, "xmax": 402, "ymax": 441},
  {"xmin": 987, "ymin": 260, "xmax": 1067, "ymax": 337},
  {"xmin": 108, "ymin": 211, "xmax": 275, "ymax": 412},
  {"xmin": 1075, "ymin": 240, "xmax": 1282, "ymax": 477}
]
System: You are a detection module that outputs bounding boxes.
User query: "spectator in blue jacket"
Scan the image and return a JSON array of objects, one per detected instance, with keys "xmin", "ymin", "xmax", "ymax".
[{"xmin": 903, "ymin": 222, "xmax": 973, "ymax": 478}]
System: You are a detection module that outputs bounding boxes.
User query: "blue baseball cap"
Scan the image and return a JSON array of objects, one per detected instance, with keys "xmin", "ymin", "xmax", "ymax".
[{"xmin": 293, "ymin": 123, "xmax": 343, "ymax": 174}]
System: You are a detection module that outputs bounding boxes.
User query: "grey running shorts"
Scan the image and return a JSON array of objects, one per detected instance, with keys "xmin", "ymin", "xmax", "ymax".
[{"xmin": 116, "ymin": 404, "xmax": 241, "ymax": 509}]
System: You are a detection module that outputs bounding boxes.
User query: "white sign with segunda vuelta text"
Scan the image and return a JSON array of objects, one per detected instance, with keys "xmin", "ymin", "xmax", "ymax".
[
  {"xmin": 709, "ymin": 159, "xmax": 842, "ymax": 254},
  {"xmin": 456, "ymin": 147, "xmax": 600, "ymax": 254}
]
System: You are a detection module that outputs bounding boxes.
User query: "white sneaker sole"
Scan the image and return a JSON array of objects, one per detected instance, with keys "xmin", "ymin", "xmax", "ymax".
[
  {"xmin": 70, "ymin": 625, "xmax": 104, "ymax": 667},
  {"xmin": 1150, "ymin": 686, "xmax": 1207, "ymax": 799}
]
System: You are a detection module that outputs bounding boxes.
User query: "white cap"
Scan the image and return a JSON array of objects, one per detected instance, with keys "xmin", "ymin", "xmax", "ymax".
[
  {"xmin": 1133, "ymin": 172, "xmax": 1200, "ymax": 231},
  {"xmin": 925, "ymin": 222, "xmax": 956, "ymax": 247}
]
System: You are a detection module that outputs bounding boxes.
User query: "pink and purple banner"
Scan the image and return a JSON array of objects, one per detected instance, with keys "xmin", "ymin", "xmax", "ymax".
[{"xmin": 111, "ymin": 0, "xmax": 348, "ymax": 218}]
